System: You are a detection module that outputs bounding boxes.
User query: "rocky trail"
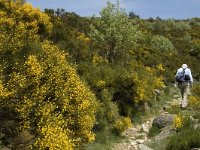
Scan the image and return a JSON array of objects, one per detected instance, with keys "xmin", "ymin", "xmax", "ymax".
[{"xmin": 111, "ymin": 86, "xmax": 199, "ymax": 150}]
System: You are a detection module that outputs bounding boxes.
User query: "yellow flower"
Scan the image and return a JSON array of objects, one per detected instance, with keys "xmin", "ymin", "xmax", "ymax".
[
  {"xmin": 173, "ymin": 115, "xmax": 183, "ymax": 129},
  {"xmin": 157, "ymin": 64, "xmax": 165, "ymax": 71}
]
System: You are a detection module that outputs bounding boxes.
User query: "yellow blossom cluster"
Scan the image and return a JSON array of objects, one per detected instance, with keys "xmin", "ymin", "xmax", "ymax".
[
  {"xmin": 25, "ymin": 55, "xmax": 43, "ymax": 77},
  {"xmin": 92, "ymin": 55, "xmax": 108, "ymax": 64},
  {"xmin": 0, "ymin": 79, "xmax": 13, "ymax": 99},
  {"xmin": 154, "ymin": 76, "xmax": 164, "ymax": 89},
  {"xmin": 34, "ymin": 107, "xmax": 74, "ymax": 150},
  {"xmin": 156, "ymin": 63, "xmax": 165, "ymax": 71},
  {"xmin": 189, "ymin": 96, "xmax": 200, "ymax": 108},
  {"xmin": 77, "ymin": 32, "xmax": 91, "ymax": 44},
  {"xmin": 114, "ymin": 117, "xmax": 132, "ymax": 134},
  {"xmin": 132, "ymin": 64, "xmax": 164, "ymax": 102},
  {"xmin": 173, "ymin": 115, "xmax": 183, "ymax": 129},
  {"xmin": 0, "ymin": 0, "xmax": 52, "ymax": 34},
  {"xmin": 96, "ymin": 80, "xmax": 106, "ymax": 88},
  {"xmin": 0, "ymin": 0, "xmax": 52, "ymax": 55}
]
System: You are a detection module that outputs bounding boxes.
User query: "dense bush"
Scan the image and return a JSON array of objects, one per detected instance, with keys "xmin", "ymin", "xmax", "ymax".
[
  {"xmin": 113, "ymin": 117, "xmax": 132, "ymax": 135},
  {"xmin": 0, "ymin": 1, "xmax": 97, "ymax": 149}
]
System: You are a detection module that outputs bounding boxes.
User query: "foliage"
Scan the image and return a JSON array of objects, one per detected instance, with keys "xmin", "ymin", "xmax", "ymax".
[
  {"xmin": 148, "ymin": 125, "xmax": 161, "ymax": 137},
  {"xmin": 150, "ymin": 35, "xmax": 175, "ymax": 51},
  {"xmin": 45, "ymin": 10, "xmax": 92, "ymax": 63},
  {"xmin": 131, "ymin": 63, "xmax": 164, "ymax": 103},
  {"xmin": 78, "ymin": 62, "xmax": 127, "ymax": 134},
  {"xmin": 89, "ymin": 1, "xmax": 140, "ymax": 63},
  {"xmin": 113, "ymin": 117, "xmax": 132, "ymax": 135},
  {"xmin": 82, "ymin": 132, "xmax": 122, "ymax": 150},
  {"xmin": 129, "ymin": 11, "xmax": 140, "ymax": 19},
  {"xmin": 166, "ymin": 127, "xmax": 200, "ymax": 150},
  {"xmin": 190, "ymin": 39, "xmax": 200, "ymax": 59},
  {"xmin": 1, "ymin": 41, "xmax": 97, "ymax": 149},
  {"xmin": 95, "ymin": 89, "xmax": 120, "ymax": 131},
  {"xmin": 0, "ymin": 0, "xmax": 52, "ymax": 36},
  {"xmin": 0, "ymin": 1, "xmax": 97, "ymax": 149},
  {"xmin": 173, "ymin": 115, "xmax": 183, "ymax": 129},
  {"xmin": 189, "ymin": 83, "xmax": 200, "ymax": 109},
  {"xmin": 147, "ymin": 19, "xmax": 190, "ymax": 33}
]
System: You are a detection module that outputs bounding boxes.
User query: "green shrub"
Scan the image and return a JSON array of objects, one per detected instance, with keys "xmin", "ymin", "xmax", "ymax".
[
  {"xmin": 113, "ymin": 117, "xmax": 132, "ymax": 135},
  {"xmin": 189, "ymin": 83, "xmax": 200, "ymax": 110},
  {"xmin": 173, "ymin": 115, "xmax": 193, "ymax": 132},
  {"xmin": 95, "ymin": 89, "xmax": 120, "ymax": 132},
  {"xmin": 192, "ymin": 83, "xmax": 200, "ymax": 96},
  {"xmin": 182, "ymin": 116, "xmax": 193, "ymax": 129},
  {"xmin": 148, "ymin": 125, "xmax": 161, "ymax": 137},
  {"xmin": 166, "ymin": 104, "xmax": 180, "ymax": 114},
  {"xmin": 166, "ymin": 127, "xmax": 200, "ymax": 150},
  {"xmin": 82, "ymin": 131, "xmax": 122, "ymax": 150}
]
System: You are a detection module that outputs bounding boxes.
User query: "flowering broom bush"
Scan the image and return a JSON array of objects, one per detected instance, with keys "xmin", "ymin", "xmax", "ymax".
[{"xmin": 0, "ymin": 1, "xmax": 97, "ymax": 149}]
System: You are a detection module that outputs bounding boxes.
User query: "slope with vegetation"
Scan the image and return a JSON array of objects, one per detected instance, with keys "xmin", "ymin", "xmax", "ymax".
[{"xmin": 0, "ymin": 0, "xmax": 200, "ymax": 149}]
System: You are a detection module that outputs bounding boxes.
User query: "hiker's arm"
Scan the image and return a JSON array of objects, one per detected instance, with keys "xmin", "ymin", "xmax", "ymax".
[
  {"xmin": 189, "ymin": 69, "xmax": 193, "ymax": 85},
  {"xmin": 174, "ymin": 70, "xmax": 178, "ymax": 87}
]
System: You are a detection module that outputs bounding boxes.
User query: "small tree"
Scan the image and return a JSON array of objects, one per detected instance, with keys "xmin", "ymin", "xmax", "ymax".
[{"xmin": 89, "ymin": 1, "xmax": 140, "ymax": 63}]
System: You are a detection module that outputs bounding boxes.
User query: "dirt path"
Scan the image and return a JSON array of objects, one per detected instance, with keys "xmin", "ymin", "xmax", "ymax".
[{"xmin": 111, "ymin": 87, "xmax": 182, "ymax": 150}]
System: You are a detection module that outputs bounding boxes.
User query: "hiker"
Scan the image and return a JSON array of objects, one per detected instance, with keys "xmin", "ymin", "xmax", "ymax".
[{"xmin": 175, "ymin": 64, "xmax": 193, "ymax": 109}]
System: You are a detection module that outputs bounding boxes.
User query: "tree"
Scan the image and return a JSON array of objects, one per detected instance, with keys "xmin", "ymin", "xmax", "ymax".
[
  {"xmin": 129, "ymin": 11, "xmax": 139, "ymax": 19},
  {"xmin": 55, "ymin": 8, "xmax": 65, "ymax": 17},
  {"xmin": 44, "ymin": 8, "xmax": 55, "ymax": 16},
  {"xmin": 89, "ymin": 1, "xmax": 140, "ymax": 63}
]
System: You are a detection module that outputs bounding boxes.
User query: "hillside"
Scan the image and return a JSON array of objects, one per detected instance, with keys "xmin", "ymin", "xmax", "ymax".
[
  {"xmin": 83, "ymin": 84, "xmax": 200, "ymax": 150},
  {"xmin": 0, "ymin": 1, "xmax": 200, "ymax": 149}
]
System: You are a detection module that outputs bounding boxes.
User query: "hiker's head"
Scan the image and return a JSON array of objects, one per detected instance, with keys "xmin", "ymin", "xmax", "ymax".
[{"xmin": 182, "ymin": 64, "xmax": 188, "ymax": 69}]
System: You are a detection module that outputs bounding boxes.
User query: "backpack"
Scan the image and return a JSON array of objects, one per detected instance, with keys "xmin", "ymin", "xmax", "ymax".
[{"xmin": 175, "ymin": 69, "xmax": 186, "ymax": 83}]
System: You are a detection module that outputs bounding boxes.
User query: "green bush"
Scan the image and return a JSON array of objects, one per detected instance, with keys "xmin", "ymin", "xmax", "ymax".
[
  {"xmin": 95, "ymin": 89, "xmax": 120, "ymax": 132},
  {"xmin": 192, "ymin": 83, "xmax": 200, "ymax": 96},
  {"xmin": 113, "ymin": 117, "xmax": 132, "ymax": 135},
  {"xmin": 166, "ymin": 104, "xmax": 180, "ymax": 114},
  {"xmin": 189, "ymin": 83, "xmax": 200, "ymax": 110},
  {"xmin": 166, "ymin": 127, "xmax": 200, "ymax": 150}
]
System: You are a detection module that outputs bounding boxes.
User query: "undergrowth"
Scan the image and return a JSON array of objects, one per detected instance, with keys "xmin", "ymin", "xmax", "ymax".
[{"xmin": 166, "ymin": 127, "xmax": 200, "ymax": 150}]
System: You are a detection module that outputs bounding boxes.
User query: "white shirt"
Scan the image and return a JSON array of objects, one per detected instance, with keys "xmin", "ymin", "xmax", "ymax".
[{"xmin": 176, "ymin": 68, "xmax": 193, "ymax": 83}]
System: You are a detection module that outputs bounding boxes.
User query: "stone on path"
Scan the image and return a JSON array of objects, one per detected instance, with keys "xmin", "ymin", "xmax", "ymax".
[
  {"xmin": 142, "ymin": 119, "xmax": 153, "ymax": 133},
  {"xmin": 152, "ymin": 114, "xmax": 175, "ymax": 128},
  {"xmin": 138, "ymin": 144, "xmax": 153, "ymax": 150}
]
